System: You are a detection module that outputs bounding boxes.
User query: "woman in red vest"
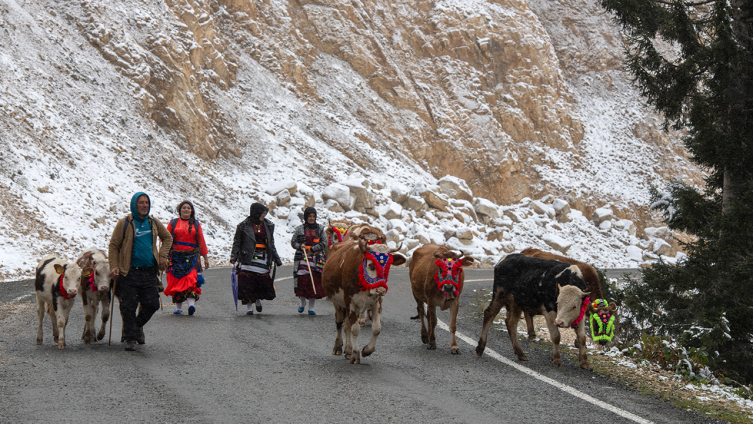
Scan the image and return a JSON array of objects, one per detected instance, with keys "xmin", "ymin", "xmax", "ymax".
[{"xmin": 164, "ymin": 200, "xmax": 209, "ymax": 315}]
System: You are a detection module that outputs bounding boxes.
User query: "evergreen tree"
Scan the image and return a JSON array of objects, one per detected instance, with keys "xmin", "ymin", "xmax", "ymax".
[{"xmin": 600, "ymin": 0, "xmax": 753, "ymax": 382}]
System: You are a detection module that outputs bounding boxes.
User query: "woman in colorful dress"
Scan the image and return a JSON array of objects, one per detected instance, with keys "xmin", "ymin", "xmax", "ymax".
[
  {"xmin": 230, "ymin": 202, "xmax": 282, "ymax": 315},
  {"xmin": 164, "ymin": 200, "xmax": 209, "ymax": 316},
  {"xmin": 291, "ymin": 207, "xmax": 327, "ymax": 315}
]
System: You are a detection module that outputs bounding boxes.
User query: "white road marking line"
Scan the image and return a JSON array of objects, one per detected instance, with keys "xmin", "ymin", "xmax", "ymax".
[
  {"xmin": 462, "ymin": 278, "xmax": 494, "ymax": 282},
  {"xmin": 435, "ymin": 319, "xmax": 654, "ymax": 424},
  {"xmin": 275, "ymin": 276, "xmax": 293, "ymax": 282}
]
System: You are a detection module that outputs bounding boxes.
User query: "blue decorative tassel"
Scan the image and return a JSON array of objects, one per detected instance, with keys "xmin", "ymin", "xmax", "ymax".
[{"xmin": 197, "ymin": 274, "xmax": 205, "ymax": 287}]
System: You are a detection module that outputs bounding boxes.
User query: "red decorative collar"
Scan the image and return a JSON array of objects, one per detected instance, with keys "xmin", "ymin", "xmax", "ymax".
[
  {"xmin": 58, "ymin": 274, "xmax": 76, "ymax": 300},
  {"xmin": 87, "ymin": 272, "xmax": 98, "ymax": 292},
  {"xmin": 434, "ymin": 258, "xmax": 464, "ymax": 298},
  {"xmin": 571, "ymin": 296, "xmax": 590, "ymax": 327},
  {"xmin": 358, "ymin": 252, "xmax": 393, "ymax": 292}
]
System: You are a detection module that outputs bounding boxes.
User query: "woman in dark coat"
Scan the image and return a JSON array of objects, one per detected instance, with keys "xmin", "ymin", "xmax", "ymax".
[
  {"xmin": 230, "ymin": 203, "xmax": 282, "ymax": 315},
  {"xmin": 291, "ymin": 207, "xmax": 327, "ymax": 315}
]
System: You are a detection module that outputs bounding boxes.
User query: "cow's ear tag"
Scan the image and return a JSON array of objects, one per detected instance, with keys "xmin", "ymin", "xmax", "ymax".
[{"xmin": 55, "ymin": 268, "xmax": 63, "ymax": 275}]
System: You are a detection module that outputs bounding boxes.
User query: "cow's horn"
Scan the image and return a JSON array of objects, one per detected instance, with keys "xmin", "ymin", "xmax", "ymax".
[{"xmin": 390, "ymin": 243, "xmax": 403, "ymax": 253}]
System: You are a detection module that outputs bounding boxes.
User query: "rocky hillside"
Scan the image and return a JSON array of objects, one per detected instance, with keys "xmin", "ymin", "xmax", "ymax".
[{"xmin": 0, "ymin": 0, "xmax": 702, "ymax": 280}]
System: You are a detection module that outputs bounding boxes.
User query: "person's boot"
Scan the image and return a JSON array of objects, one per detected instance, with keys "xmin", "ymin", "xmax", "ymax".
[
  {"xmin": 136, "ymin": 327, "xmax": 145, "ymax": 345},
  {"xmin": 125, "ymin": 341, "xmax": 136, "ymax": 351}
]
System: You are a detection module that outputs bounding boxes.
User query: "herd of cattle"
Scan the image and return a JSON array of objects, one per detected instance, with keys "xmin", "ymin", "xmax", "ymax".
[{"xmin": 33, "ymin": 220, "xmax": 617, "ymax": 370}]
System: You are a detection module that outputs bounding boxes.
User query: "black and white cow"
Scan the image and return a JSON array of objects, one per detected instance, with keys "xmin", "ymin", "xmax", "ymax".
[
  {"xmin": 475, "ymin": 254, "xmax": 592, "ymax": 369},
  {"xmin": 35, "ymin": 255, "xmax": 82, "ymax": 349}
]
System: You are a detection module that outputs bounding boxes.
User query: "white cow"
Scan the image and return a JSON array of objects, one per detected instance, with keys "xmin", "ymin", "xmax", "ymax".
[
  {"xmin": 35, "ymin": 255, "xmax": 82, "ymax": 349},
  {"xmin": 76, "ymin": 248, "xmax": 111, "ymax": 344}
]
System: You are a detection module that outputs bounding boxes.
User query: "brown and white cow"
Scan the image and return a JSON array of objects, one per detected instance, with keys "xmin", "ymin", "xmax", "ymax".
[
  {"xmin": 476, "ymin": 254, "xmax": 593, "ymax": 369},
  {"xmin": 322, "ymin": 234, "xmax": 406, "ymax": 364},
  {"xmin": 410, "ymin": 244, "xmax": 474, "ymax": 354},
  {"xmin": 347, "ymin": 223, "xmax": 387, "ymax": 326},
  {"xmin": 35, "ymin": 255, "xmax": 82, "ymax": 349},
  {"xmin": 76, "ymin": 248, "xmax": 112, "ymax": 344},
  {"xmin": 519, "ymin": 248, "xmax": 613, "ymax": 345}
]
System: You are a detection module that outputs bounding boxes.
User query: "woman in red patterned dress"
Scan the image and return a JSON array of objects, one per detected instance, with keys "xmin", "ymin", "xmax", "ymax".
[{"xmin": 164, "ymin": 200, "xmax": 209, "ymax": 316}]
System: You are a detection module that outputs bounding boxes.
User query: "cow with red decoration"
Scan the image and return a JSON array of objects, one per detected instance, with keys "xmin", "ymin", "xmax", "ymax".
[
  {"xmin": 324, "ymin": 219, "xmax": 353, "ymax": 254},
  {"xmin": 76, "ymin": 248, "xmax": 112, "ymax": 344},
  {"xmin": 34, "ymin": 255, "xmax": 83, "ymax": 349},
  {"xmin": 322, "ymin": 226, "xmax": 406, "ymax": 364},
  {"xmin": 410, "ymin": 244, "xmax": 474, "ymax": 354}
]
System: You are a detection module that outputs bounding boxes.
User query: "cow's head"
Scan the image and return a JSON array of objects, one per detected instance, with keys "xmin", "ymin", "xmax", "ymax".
[
  {"xmin": 54, "ymin": 263, "xmax": 81, "ymax": 299},
  {"xmin": 554, "ymin": 284, "xmax": 590, "ymax": 328},
  {"xmin": 327, "ymin": 219, "xmax": 353, "ymax": 245},
  {"xmin": 83, "ymin": 257, "xmax": 111, "ymax": 292},
  {"xmin": 588, "ymin": 299, "xmax": 617, "ymax": 345},
  {"xmin": 357, "ymin": 238, "xmax": 406, "ymax": 295},
  {"xmin": 433, "ymin": 249, "xmax": 474, "ymax": 300}
]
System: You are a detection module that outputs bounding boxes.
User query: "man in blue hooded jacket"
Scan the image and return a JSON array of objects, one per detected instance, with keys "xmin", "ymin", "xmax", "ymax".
[{"xmin": 108, "ymin": 192, "xmax": 173, "ymax": 351}]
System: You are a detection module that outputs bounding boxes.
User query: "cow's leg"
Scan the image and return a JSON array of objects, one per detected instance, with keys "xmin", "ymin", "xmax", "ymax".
[
  {"xmin": 48, "ymin": 303, "xmax": 59, "ymax": 343},
  {"xmin": 524, "ymin": 312, "xmax": 537, "ymax": 340},
  {"xmin": 97, "ymin": 295, "xmax": 110, "ymax": 342},
  {"xmin": 449, "ymin": 299, "xmax": 460, "ymax": 354},
  {"xmin": 347, "ymin": 308, "xmax": 361, "ymax": 364},
  {"xmin": 333, "ymin": 305, "xmax": 345, "ymax": 356},
  {"xmin": 57, "ymin": 304, "xmax": 72, "ymax": 349},
  {"xmin": 506, "ymin": 303, "xmax": 527, "ymax": 361},
  {"xmin": 414, "ymin": 296, "xmax": 427, "ymax": 344},
  {"xmin": 362, "ymin": 300, "xmax": 382, "ymax": 358},
  {"xmin": 90, "ymin": 298, "xmax": 100, "ymax": 342},
  {"xmin": 575, "ymin": 322, "xmax": 590, "ymax": 370},
  {"xmin": 426, "ymin": 300, "xmax": 438, "ymax": 350},
  {"xmin": 543, "ymin": 311, "xmax": 562, "ymax": 367},
  {"xmin": 476, "ymin": 288, "xmax": 504, "ymax": 356},
  {"xmin": 36, "ymin": 298, "xmax": 45, "ymax": 345},
  {"xmin": 82, "ymin": 300, "xmax": 93, "ymax": 344}
]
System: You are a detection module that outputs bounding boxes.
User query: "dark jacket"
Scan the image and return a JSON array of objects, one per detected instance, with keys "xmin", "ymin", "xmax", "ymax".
[{"xmin": 230, "ymin": 217, "xmax": 282, "ymax": 269}]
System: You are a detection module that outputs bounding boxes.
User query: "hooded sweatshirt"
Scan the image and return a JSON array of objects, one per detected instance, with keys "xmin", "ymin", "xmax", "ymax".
[{"xmin": 130, "ymin": 192, "xmax": 157, "ymax": 268}]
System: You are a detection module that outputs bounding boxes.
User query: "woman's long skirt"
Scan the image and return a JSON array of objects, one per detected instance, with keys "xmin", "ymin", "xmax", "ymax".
[
  {"xmin": 295, "ymin": 272, "xmax": 324, "ymax": 299},
  {"xmin": 237, "ymin": 269, "xmax": 276, "ymax": 304}
]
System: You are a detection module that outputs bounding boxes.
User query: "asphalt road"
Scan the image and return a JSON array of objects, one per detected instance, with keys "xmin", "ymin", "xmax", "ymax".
[{"xmin": 0, "ymin": 266, "xmax": 719, "ymax": 423}]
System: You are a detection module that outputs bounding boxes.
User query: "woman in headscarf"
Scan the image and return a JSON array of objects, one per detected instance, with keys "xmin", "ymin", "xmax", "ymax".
[
  {"xmin": 230, "ymin": 202, "xmax": 282, "ymax": 315},
  {"xmin": 164, "ymin": 200, "xmax": 209, "ymax": 316},
  {"xmin": 291, "ymin": 207, "xmax": 327, "ymax": 315}
]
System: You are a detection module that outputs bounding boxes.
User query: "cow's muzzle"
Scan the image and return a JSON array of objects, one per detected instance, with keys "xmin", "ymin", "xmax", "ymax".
[
  {"xmin": 555, "ymin": 319, "xmax": 567, "ymax": 328},
  {"xmin": 98, "ymin": 285, "xmax": 110, "ymax": 292},
  {"xmin": 67, "ymin": 288, "xmax": 78, "ymax": 296}
]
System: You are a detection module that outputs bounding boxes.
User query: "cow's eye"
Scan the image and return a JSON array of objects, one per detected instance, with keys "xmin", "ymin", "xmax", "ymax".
[{"xmin": 572, "ymin": 306, "xmax": 576, "ymax": 310}]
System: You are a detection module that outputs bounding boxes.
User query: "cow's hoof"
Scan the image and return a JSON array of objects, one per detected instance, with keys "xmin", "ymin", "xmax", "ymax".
[
  {"xmin": 96, "ymin": 332, "xmax": 105, "ymax": 341},
  {"xmin": 349, "ymin": 355, "xmax": 360, "ymax": 365},
  {"xmin": 36, "ymin": 339, "xmax": 42, "ymax": 345},
  {"xmin": 552, "ymin": 359, "xmax": 562, "ymax": 367},
  {"xmin": 83, "ymin": 338, "xmax": 91, "ymax": 345},
  {"xmin": 362, "ymin": 346, "xmax": 374, "ymax": 357},
  {"xmin": 427, "ymin": 343, "xmax": 436, "ymax": 350},
  {"xmin": 57, "ymin": 342, "xmax": 66, "ymax": 349},
  {"xmin": 518, "ymin": 355, "xmax": 529, "ymax": 362},
  {"xmin": 475, "ymin": 343, "xmax": 485, "ymax": 357},
  {"xmin": 528, "ymin": 333, "xmax": 536, "ymax": 340},
  {"xmin": 451, "ymin": 347, "xmax": 460, "ymax": 355},
  {"xmin": 333, "ymin": 347, "xmax": 342, "ymax": 356},
  {"xmin": 421, "ymin": 335, "xmax": 428, "ymax": 344},
  {"xmin": 580, "ymin": 363, "xmax": 592, "ymax": 370},
  {"xmin": 53, "ymin": 336, "xmax": 59, "ymax": 343}
]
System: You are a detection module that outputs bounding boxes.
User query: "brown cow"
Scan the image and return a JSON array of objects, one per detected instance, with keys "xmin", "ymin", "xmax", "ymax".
[
  {"xmin": 410, "ymin": 245, "xmax": 474, "ymax": 354},
  {"xmin": 519, "ymin": 248, "xmax": 610, "ymax": 343},
  {"xmin": 347, "ymin": 223, "xmax": 387, "ymax": 326},
  {"xmin": 324, "ymin": 219, "xmax": 353, "ymax": 254},
  {"xmin": 322, "ymin": 232, "xmax": 406, "ymax": 364},
  {"xmin": 76, "ymin": 248, "xmax": 112, "ymax": 344}
]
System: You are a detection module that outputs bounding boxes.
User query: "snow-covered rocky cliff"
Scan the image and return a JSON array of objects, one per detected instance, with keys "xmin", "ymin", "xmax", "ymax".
[{"xmin": 0, "ymin": 0, "xmax": 701, "ymax": 280}]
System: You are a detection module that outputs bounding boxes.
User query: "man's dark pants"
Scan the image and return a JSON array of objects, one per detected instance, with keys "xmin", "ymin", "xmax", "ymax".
[{"xmin": 119, "ymin": 266, "xmax": 160, "ymax": 342}]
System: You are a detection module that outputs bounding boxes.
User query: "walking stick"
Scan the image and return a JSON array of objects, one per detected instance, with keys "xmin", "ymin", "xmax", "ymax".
[
  {"xmin": 108, "ymin": 276, "xmax": 118, "ymax": 346},
  {"xmin": 302, "ymin": 248, "xmax": 317, "ymax": 295}
]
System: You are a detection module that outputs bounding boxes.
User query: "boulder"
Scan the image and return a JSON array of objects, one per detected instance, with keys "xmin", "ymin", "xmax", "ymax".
[
  {"xmin": 288, "ymin": 197, "xmax": 305, "ymax": 211},
  {"xmin": 378, "ymin": 202, "xmax": 403, "ymax": 220},
  {"xmin": 416, "ymin": 233, "xmax": 431, "ymax": 245},
  {"xmin": 324, "ymin": 199, "xmax": 344, "ymax": 213},
  {"xmin": 343, "ymin": 178, "xmax": 374, "ymax": 211},
  {"xmin": 503, "ymin": 210, "xmax": 520, "ymax": 223},
  {"xmin": 644, "ymin": 226, "xmax": 672, "ymax": 241},
  {"xmin": 390, "ymin": 183, "xmax": 410, "ymax": 204},
  {"xmin": 542, "ymin": 234, "xmax": 572, "ymax": 254},
  {"xmin": 420, "ymin": 185, "xmax": 449, "ymax": 211},
  {"xmin": 403, "ymin": 195, "xmax": 428, "ymax": 211},
  {"xmin": 388, "ymin": 219, "xmax": 408, "ymax": 233},
  {"xmin": 265, "ymin": 181, "xmax": 297, "ymax": 196},
  {"xmin": 614, "ymin": 219, "xmax": 636, "ymax": 236},
  {"xmin": 501, "ymin": 242, "xmax": 516, "ymax": 253},
  {"xmin": 386, "ymin": 229, "xmax": 401, "ymax": 244},
  {"xmin": 276, "ymin": 189, "xmax": 291, "ymax": 207},
  {"xmin": 437, "ymin": 175, "xmax": 473, "ymax": 201},
  {"xmin": 474, "ymin": 197, "xmax": 500, "ymax": 218},
  {"xmin": 322, "ymin": 183, "xmax": 354, "ymax": 211},
  {"xmin": 552, "ymin": 199, "xmax": 571, "ymax": 223},
  {"xmin": 652, "ymin": 239, "xmax": 672, "ymax": 256},
  {"xmin": 599, "ymin": 220, "xmax": 612, "ymax": 231},
  {"xmin": 456, "ymin": 227, "xmax": 473, "ymax": 240},
  {"xmin": 531, "ymin": 200, "xmax": 554, "ymax": 218},
  {"xmin": 626, "ymin": 245, "xmax": 643, "ymax": 262},
  {"xmin": 591, "ymin": 206, "xmax": 614, "ymax": 225}
]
